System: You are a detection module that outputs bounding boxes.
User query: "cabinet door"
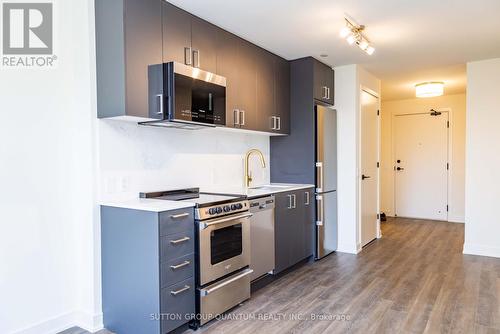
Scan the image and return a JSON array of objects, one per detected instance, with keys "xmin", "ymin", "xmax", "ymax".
[
  {"xmin": 162, "ymin": 1, "xmax": 192, "ymax": 65},
  {"xmin": 289, "ymin": 191, "xmax": 305, "ymax": 266},
  {"xmin": 216, "ymin": 29, "xmax": 240, "ymax": 128},
  {"xmin": 313, "ymin": 60, "xmax": 334, "ymax": 105},
  {"xmin": 191, "ymin": 16, "xmax": 218, "ymax": 73},
  {"xmin": 302, "ymin": 189, "xmax": 315, "ymax": 259},
  {"xmin": 236, "ymin": 39, "xmax": 257, "ymax": 130},
  {"xmin": 124, "ymin": 0, "xmax": 163, "ymax": 118},
  {"xmin": 255, "ymin": 48, "xmax": 275, "ymax": 132},
  {"xmin": 274, "ymin": 192, "xmax": 293, "ymax": 274},
  {"xmin": 274, "ymin": 57, "xmax": 290, "ymax": 134}
]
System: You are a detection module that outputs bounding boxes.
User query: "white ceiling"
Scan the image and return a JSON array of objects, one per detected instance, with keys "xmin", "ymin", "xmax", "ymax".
[{"xmin": 167, "ymin": 0, "xmax": 500, "ymax": 100}]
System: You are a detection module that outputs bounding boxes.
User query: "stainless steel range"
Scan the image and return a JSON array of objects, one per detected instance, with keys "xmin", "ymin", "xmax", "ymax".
[{"xmin": 140, "ymin": 188, "xmax": 253, "ymax": 326}]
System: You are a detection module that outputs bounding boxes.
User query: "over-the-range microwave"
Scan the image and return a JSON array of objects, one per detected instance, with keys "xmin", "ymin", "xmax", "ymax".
[{"xmin": 142, "ymin": 62, "xmax": 226, "ymax": 129}]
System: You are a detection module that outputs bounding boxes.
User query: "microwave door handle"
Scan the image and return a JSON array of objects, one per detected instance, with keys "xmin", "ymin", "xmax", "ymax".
[
  {"xmin": 201, "ymin": 213, "xmax": 253, "ymax": 229},
  {"xmin": 208, "ymin": 93, "xmax": 213, "ymax": 111}
]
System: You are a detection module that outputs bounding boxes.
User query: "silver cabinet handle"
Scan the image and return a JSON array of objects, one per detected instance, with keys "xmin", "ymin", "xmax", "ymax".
[
  {"xmin": 316, "ymin": 195, "xmax": 324, "ymax": 226},
  {"xmin": 271, "ymin": 116, "xmax": 276, "ymax": 130},
  {"xmin": 208, "ymin": 93, "xmax": 213, "ymax": 111},
  {"xmin": 277, "ymin": 116, "xmax": 281, "ymax": 131},
  {"xmin": 170, "ymin": 213, "xmax": 189, "ymax": 219},
  {"xmin": 170, "ymin": 260, "xmax": 190, "ymax": 270},
  {"xmin": 322, "ymin": 86, "xmax": 328, "ymax": 99},
  {"xmin": 240, "ymin": 110, "xmax": 245, "ymax": 126},
  {"xmin": 305, "ymin": 191, "xmax": 310, "ymax": 205},
  {"xmin": 201, "ymin": 213, "xmax": 253, "ymax": 229},
  {"xmin": 170, "ymin": 285, "xmax": 190, "ymax": 296},
  {"xmin": 234, "ymin": 109, "xmax": 240, "ymax": 126},
  {"xmin": 287, "ymin": 194, "xmax": 292, "ymax": 209},
  {"xmin": 327, "ymin": 87, "xmax": 331, "ymax": 100},
  {"xmin": 292, "ymin": 194, "xmax": 297, "ymax": 209},
  {"xmin": 193, "ymin": 49, "xmax": 200, "ymax": 68},
  {"xmin": 156, "ymin": 94, "xmax": 164, "ymax": 115},
  {"xmin": 184, "ymin": 47, "xmax": 192, "ymax": 66},
  {"xmin": 200, "ymin": 269, "xmax": 253, "ymax": 296},
  {"xmin": 170, "ymin": 236, "xmax": 190, "ymax": 245},
  {"xmin": 316, "ymin": 162, "xmax": 324, "ymax": 192}
]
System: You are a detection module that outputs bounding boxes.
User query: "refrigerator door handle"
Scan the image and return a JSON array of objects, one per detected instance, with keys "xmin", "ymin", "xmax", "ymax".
[
  {"xmin": 316, "ymin": 195, "xmax": 324, "ymax": 226},
  {"xmin": 315, "ymin": 162, "xmax": 324, "ymax": 192}
]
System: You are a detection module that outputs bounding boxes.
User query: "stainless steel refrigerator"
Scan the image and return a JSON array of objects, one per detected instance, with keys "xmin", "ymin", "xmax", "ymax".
[{"xmin": 315, "ymin": 104, "xmax": 338, "ymax": 259}]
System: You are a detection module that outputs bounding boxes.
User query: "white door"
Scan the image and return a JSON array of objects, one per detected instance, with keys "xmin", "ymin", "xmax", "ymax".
[
  {"xmin": 394, "ymin": 111, "xmax": 449, "ymax": 220},
  {"xmin": 360, "ymin": 90, "xmax": 379, "ymax": 247}
]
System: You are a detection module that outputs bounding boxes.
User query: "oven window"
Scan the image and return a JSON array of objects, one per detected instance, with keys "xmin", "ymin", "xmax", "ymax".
[{"xmin": 210, "ymin": 224, "xmax": 242, "ymax": 265}]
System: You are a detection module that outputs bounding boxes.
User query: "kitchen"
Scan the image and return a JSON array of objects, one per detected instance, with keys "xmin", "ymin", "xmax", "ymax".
[
  {"xmin": 97, "ymin": 2, "xmax": 337, "ymax": 332},
  {"xmin": 4, "ymin": 1, "xmax": 500, "ymax": 334}
]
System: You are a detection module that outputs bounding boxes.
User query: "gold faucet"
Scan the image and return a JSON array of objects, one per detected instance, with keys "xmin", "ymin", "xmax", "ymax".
[{"xmin": 244, "ymin": 149, "xmax": 266, "ymax": 188}]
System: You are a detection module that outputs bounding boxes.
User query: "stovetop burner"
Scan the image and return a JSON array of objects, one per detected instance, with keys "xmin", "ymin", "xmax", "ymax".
[{"xmin": 140, "ymin": 188, "xmax": 249, "ymax": 220}]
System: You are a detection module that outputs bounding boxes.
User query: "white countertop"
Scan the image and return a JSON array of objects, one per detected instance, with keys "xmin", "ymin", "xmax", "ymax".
[
  {"xmin": 100, "ymin": 198, "xmax": 195, "ymax": 212},
  {"xmin": 202, "ymin": 183, "xmax": 315, "ymax": 199}
]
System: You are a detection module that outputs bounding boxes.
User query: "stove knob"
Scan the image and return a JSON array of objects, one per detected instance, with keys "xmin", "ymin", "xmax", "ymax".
[
  {"xmin": 209, "ymin": 208, "xmax": 216, "ymax": 215},
  {"xmin": 223, "ymin": 205, "xmax": 231, "ymax": 212},
  {"xmin": 237, "ymin": 203, "xmax": 243, "ymax": 209},
  {"xmin": 231, "ymin": 204, "xmax": 237, "ymax": 210},
  {"xmin": 216, "ymin": 207, "xmax": 223, "ymax": 214}
]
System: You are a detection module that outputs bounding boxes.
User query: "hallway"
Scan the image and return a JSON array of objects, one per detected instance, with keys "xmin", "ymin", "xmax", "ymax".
[{"xmin": 189, "ymin": 218, "xmax": 500, "ymax": 333}]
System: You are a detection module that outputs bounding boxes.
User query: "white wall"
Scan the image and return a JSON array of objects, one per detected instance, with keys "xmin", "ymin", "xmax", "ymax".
[
  {"xmin": 0, "ymin": 0, "xmax": 99, "ymax": 333},
  {"xmin": 334, "ymin": 65, "xmax": 381, "ymax": 254},
  {"xmin": 380, "ymin": 94, "xmax": 466, "ymax": 222},
  {"xmin": 464, "ymin": 58, "xmax": 500, "ymax": 258}
]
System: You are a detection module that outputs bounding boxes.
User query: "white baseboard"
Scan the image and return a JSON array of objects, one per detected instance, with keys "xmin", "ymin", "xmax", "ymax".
[
  {"xmin": 463, "ymin": 243, "xmax": 500, "ymax": 259},
  {"xmin": 448, "ymin": 216, "xmax": 465, "ymax": 223},
  {"xmin": 337, "ymin": 243, "xmax": 360, "ymax": 254},
  {"xmin": 12, "ymin": 310, "xmax": 103, "ymax": 334}
]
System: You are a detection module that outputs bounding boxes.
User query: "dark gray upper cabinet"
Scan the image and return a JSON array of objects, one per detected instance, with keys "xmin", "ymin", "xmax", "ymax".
[
  {"xmin": 236, "ymin": 39, "xmax": 258, "ymax": 131},
  {"xmin": 162, "ymin": 2, "xmax": 217, "ymax": 73},
  {"xmin": 255, "ymin": 48, "xmax": 275, "ymax": 132},
  {"xmin": 96, "ymin": 0, "xmax": 163, "ymax": 119},
  {"xmin": 190, "ymin": 16, "xmax": 218, "ymax": 73},
  {"xmin": 162, "ymin": 1, "xmax": 191, "ymax": 65},
  {"xmin": 273, "ymin": 57, "xmax": 291, "ymax": 134},
  {"xmin": 313, "ymin": 59, "xmax": 334, "ymax": 105}
]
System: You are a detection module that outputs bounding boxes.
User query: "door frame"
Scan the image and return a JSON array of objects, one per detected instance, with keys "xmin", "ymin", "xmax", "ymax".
[
  {"xmin": 391, "ymin": 108, "xmax": 452, "ymax": 221},
  {"xmin": 358, "ymin": 86, "xmax": 381, "ymax": 251}
]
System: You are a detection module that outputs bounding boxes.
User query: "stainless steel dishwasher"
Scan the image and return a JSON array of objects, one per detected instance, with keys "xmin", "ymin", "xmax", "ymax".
[{"xmin": 249, "ymin": 195, "xmax": 275, "ymax": 281}]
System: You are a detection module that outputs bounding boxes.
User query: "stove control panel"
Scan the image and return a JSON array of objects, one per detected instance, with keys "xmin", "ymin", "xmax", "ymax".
[{"xmin": 197, "ymin": 200, "xmax": 249, "ymax": 220}]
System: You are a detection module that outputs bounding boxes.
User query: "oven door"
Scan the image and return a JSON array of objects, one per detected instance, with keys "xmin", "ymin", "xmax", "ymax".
[{"xmin": 199, "ymin": 212, "xmax": 252, "ymax": 285}]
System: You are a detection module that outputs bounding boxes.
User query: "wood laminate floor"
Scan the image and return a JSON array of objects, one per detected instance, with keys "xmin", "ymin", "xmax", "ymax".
[
  {"xmin": 187, "ymin": 218, "xmax": 500, "ymax": 334},
  {"xmin": 63, "ymin": 218, "xmax": 500, "ymax": 334}
]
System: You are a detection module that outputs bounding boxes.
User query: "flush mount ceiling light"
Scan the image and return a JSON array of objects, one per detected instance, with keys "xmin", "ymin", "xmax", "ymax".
[
  {"xmin": 415, "ymin": 82, "xmax": 445, "ymax": 98},
  {"xmin": 339, "ymin": 16, "xmax": 375, "ymax": 55}
]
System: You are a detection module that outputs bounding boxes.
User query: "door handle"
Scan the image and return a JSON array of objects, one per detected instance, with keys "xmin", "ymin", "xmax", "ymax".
[
  {"xmin": 396, "ymin": 167, "xmax": 404, "ymax": 171},
  {"xmin": 156, "ymin": 94, "xmax": 164, "ymax": 116},
  {"xmin": 184, "ymin": 47, "xmax": 192, "ymax": 66},
  {"xmin": 316, "ymin": 162, "xmax": 324, "ymax": 192},
  {"xmin": 240, "ymin": 110, "xmax": 245, "ymax": 126},
  {"xmin": 362, "ymin": 174, "xmax": 371, "ymax": 180}
]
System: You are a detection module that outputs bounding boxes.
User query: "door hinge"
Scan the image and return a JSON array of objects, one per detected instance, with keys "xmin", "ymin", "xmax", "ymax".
[
  {"xmin": 377, "ymin": 162, "xmax": 380, "ymax": 168},
  {"xmin": 377, "ymin": 109, "xmax": 380, "ymax": 116}
]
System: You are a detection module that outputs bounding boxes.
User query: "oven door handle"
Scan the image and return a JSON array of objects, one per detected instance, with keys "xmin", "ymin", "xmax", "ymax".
[
  {"xmin": 200, "ymin": 269, "xmax": 254, "ymax": 296},
  {"xmin": 201, "ymin": 213, "xmax": 253, "ymax": 229}
]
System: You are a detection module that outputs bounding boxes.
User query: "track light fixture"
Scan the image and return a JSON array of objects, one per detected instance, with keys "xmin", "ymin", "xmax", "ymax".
[{"xmin": 339, "ymin": 17, "xmax": 375, "ymax": 55}]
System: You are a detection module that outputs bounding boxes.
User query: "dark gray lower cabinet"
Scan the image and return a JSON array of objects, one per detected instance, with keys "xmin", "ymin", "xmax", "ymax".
[
  {"xmin": 274, "ymin": 188, "xmax": 315, "ymax": 274},
  {"xmin": 101, "ymin": 206, "xmax": 195, "ymax": 334}
]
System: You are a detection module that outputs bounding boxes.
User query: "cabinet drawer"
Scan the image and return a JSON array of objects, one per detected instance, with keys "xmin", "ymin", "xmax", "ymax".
[
  {"xmin": 160, "ymin": 229, "xmax": 195, "ymax": 261},
  {"xmin": 161, "ymin": 253, "xmax": 195, "ymax": 288},
  {"xmin": 159, "ymin": 208, "xmax": 194, "ymax": 236},
  {"xmin": 161, "ymin": 277, "xmax": 195, "ymax": 333}
]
